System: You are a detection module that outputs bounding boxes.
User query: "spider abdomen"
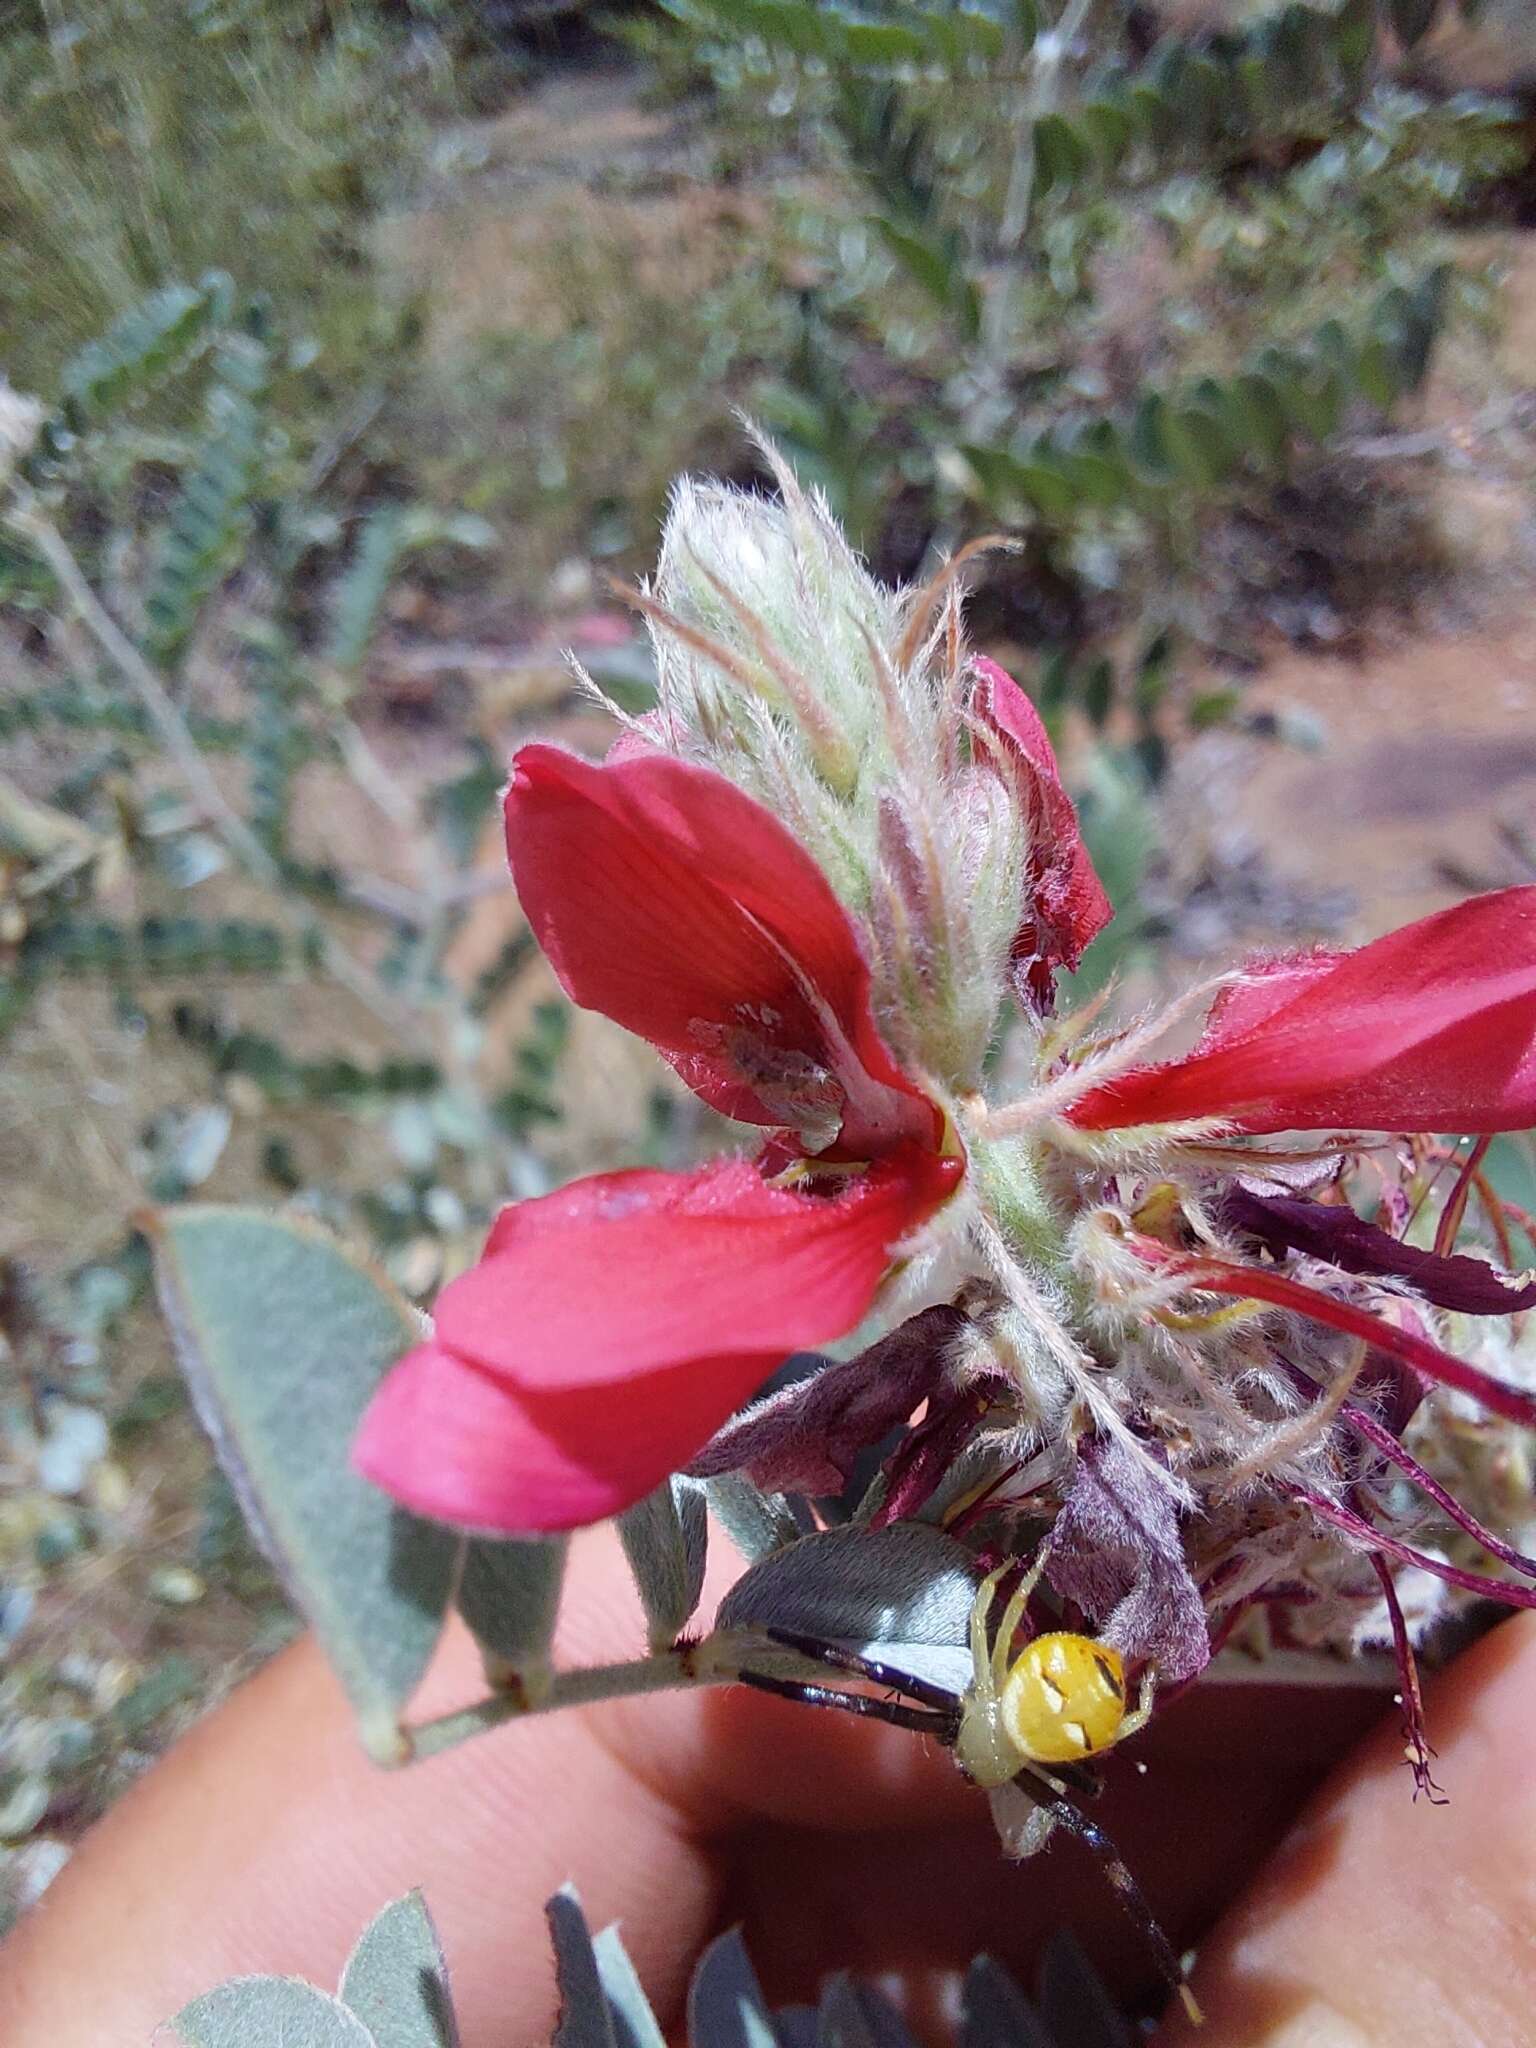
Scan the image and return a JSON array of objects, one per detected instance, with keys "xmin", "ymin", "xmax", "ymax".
[{"xmin": 1001, "ymin": 1632, "xmax": 1128, "ymax": 1765}]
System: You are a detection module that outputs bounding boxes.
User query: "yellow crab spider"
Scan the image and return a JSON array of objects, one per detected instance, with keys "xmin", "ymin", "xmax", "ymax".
[
  {"xmin": 953, "ymin": 1553, "xmax": 1155, "ymax": 1786},
  {"xmin": 738, "ymin": 1550, "xmax": 1197, "ymax": 2024}
]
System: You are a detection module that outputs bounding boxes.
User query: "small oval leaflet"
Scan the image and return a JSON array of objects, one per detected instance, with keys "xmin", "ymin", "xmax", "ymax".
[
  {"xmin": 172, "ymin": 1976, "xmax": 378, "ymax": 2048},
  {"xmin": 686, "ymin": 1928, "xmax": 779, "ymax": 2048},
  {"xmin": 617, "ymin": 1476, "xmax": 708, "ymax": 1651},
  {"xmin": 338, "ymin": 1889, "xmax": 459, "ymax": 2048}
]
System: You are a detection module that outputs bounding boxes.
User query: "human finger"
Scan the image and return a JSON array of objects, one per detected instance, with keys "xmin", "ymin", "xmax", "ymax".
[{"xmin": 1157, "ymin": 1611, "xmax": 1536, "ymax": 2047}]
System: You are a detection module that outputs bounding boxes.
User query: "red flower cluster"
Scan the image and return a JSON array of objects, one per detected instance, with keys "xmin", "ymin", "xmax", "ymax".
[{"xmin": 356, "ymin": 689, "xmax": 1536, "ymax": 1541}]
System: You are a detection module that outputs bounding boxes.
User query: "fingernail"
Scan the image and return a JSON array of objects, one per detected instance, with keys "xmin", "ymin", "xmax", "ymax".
[{"xmin": 1256, "ymin": 2000, "xmax": 1371, "ymax": 2047}]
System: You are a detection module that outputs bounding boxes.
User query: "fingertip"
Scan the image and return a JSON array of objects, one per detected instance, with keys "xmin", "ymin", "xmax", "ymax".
[{"xmin": 1159, "ymin": 1612, "xmax": 1536, "ymax": 2047}]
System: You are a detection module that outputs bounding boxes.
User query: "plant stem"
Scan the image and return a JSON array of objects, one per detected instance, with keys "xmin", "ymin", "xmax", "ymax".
[
  {"xmin": 404, "ymin": 1645, "xmax": 734, "ymax": 1763},
  {"xmin": 401, "ymin": 1631, "xmax": 839, "ymax": 1765}
]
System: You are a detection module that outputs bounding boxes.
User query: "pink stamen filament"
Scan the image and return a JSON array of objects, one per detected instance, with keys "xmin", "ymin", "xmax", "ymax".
[
  {"xmin": 1130, "ymin": 1241, "xmax": 1536, "ymax": 1430},
  {"xmin": 1366, "ymin": 1551, "xmax": 1448, "ymax": 1804},
  {"xmin": 1285, "ymin": 1482, "xmax": 1536, "ymax": 1612}
]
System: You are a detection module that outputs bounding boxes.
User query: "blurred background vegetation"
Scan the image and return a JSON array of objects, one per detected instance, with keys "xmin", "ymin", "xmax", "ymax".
[{"xmin": 7, "ymin": 0, "xmax": 1536, "ymax": 1927}]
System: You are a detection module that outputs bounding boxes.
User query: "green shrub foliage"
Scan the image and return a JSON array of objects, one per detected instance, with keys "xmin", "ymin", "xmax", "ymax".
[{"xmin": 1, "ymin": 277, "xmax": 565, "ymax": 1306}]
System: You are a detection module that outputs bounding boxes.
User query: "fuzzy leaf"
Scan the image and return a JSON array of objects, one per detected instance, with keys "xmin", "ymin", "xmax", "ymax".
[
  {"xmin": 1046, "ymin": 1433, "xmax": 1208, "ymax": 1685},
  {"xmin": 690, "ymin": 1313, "xmax": 958, "ymax": 1498},
  {"xmin": 618, "ymin": 1477, "xmax": 708, "ymax": 1650},
  {"xmin": 591, "ymin": 1925, "xmax": 668, "ymax": 2048},
  {"xmin": 173, "ymin": 1977, "xmax": 379, "ymax": 2048},
  {"xmin": 817, "ymin": 1975, "xmax": 922, "ymax": 2048},
  {"xmin": 960, "ymin": 1956, "xmax": 1052, "ymax": 2048},
  {"xmin": 147, "ymin": 1206, "xmax": 455, "ymax": 1758},
  {"xmin": 339, "ymin": 1891, "xmax": 458, "ymax": 2048},
  {"xmin": 457, "ymin": 1535, "xmax": 567, "ymax": 1681},
  {"xmin": 687, "ymin": 1928, "xmax": 780, "ymax": 2048},
  {"xmin": 716, "ymin": 1520, "xmax": 981, "ymax": 1693},
  {"xmin": 548, "ymin": 1887, "xmax": 619, "ymax": 2048},
  {"xmin": 1036, "ymin": 1932, "xmax": 1131, "ymax": 2048},
  {"xmin": 702, "ymin": 1473, "xmax": 802, "ymax": 1562}
]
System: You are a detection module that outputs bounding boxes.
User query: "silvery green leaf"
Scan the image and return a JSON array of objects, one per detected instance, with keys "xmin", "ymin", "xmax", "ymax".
[
  {"xmin": 547, "ymin": 1886, "xmax": 618, "ymax": 2048},
  {"xmin": 339, "ymin": 1890, "xmax": 459, "ymax": 2048},
  {"xmin": 701, "ymin": 1474, "xmax": 800, "ymax": 1563},
  {"xmin": 1036, "ymin": 1932, "xmax": 1131, "ymax": 2048},
  {"xmin": 172, "ymin": 1976, "xmax": 379, "ymax": 2047},
  {"xmin": 716, "ymin": 1522, "xmax": 982, "ymax": 1695},
  {"xmin": 618, "ymin": 1477, "xmax": 707, "ymax": 1650},
  {"xmin": 148, "ymin": 1207, "xmax": 456, "ymax": 1760},
  {"xmin": 591, "ymin": 1924, "xmax": 667, "ymax": 2048},
  {"xmin": 775, "ymin": 2008, "xmax": 819, "ymax": 2048},
  {"xmin": 817, "ymin": 1975, "xmax": 921, "ymax": 2048},
  {"xmin": 686, "ymin": 1928, "xmax": 779, "ymax": 2048},
  {"xmin": 457, "ymin": 1535, "xmax": 567, "ymax": 1685},
  {"xmin": 960, "ymin": 1956, "xmax": 1052, "ymax": 2048}
]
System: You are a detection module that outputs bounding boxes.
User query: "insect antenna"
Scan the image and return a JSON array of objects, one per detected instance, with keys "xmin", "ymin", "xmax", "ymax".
[
  {"xmin": 1027, "ymin": 1773, "xmax": 1203, "ymax": 2026},
  {"xmin": 737, "ymin": 1668, "xmax": 957, "ymax": 1737}
]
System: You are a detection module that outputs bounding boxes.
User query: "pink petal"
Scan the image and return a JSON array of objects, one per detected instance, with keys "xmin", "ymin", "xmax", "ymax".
[
  {"xmin": 441, "ymin": 1152, "xmax": 959, "ymax": 1388},
  {"xmin": 506, "ymin": 745, "xmax": 937, "ymax": 1156},
  {"xmin": 353, "ymin": 1339, "xmax": 777, "ymax": 1531},
  {"xmin": 353, "ymin": 1148, "xmax": 961, "ymax": 1532},
  {"xmin": 1068, "ymin": 888, "xmax": 1536, "ymax": 1135},
  {"xmin": 971, "ymin": 659, "xmax": 1113, "ymax": 1006}
]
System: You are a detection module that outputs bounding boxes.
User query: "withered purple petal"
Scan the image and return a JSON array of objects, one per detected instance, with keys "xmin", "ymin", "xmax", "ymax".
[
  {"xmin": 1223, "ymin": 1185, "xmax": 1536, "ymax": 1315},
  {"xmin": 870, "ymin": 1379, "xmax": 1000, "ymax": 1528},
  {"xmin": 686, "ymin": 1306, "xmax": 966, "ymax": 1497},
  {"xmin": 1045, "ymin": 1432, "xmax": 1210, "ymax": 1685}
]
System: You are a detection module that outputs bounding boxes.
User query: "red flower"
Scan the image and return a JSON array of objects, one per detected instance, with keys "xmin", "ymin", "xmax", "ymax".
[
  {"xmin": 1067, "ymin": 887, "xmax": 1536, "ymax": 1136},
  {"xmin": 971, "ymin": 657, "xmax": 1113, "ymax": 1009},
  {"xmin": 354, "ymin": 746, "xmax": 960, "ymax": 1533}
]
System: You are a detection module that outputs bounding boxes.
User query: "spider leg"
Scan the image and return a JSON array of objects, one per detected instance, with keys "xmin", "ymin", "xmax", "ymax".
[
  {"xmin": 971, "ymin": 1565, "xmax": 1003, "ymax": 1706},
  {"xmin": 737, "ymin": 1668, "xmax": 957, "ymax": 1737},
  {"xmin": 760, "ymin": 1628, "xmax": 962, "ymax": 1714},
  {"xmin": 1025, "ymin": 1773, "xmax": 1201, "ymax": 2026},
  {"xmin": 991, "ymin": 1542, "xmax": 1052, "ymax": 1691},
  {"xmin": 1116, "ymin": 1665, "xmax": 1157, "ymax": 1744},
  {"xmin": 1015, "ymin": 1754, "xmax": 1104, "ymax": 1804}
]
